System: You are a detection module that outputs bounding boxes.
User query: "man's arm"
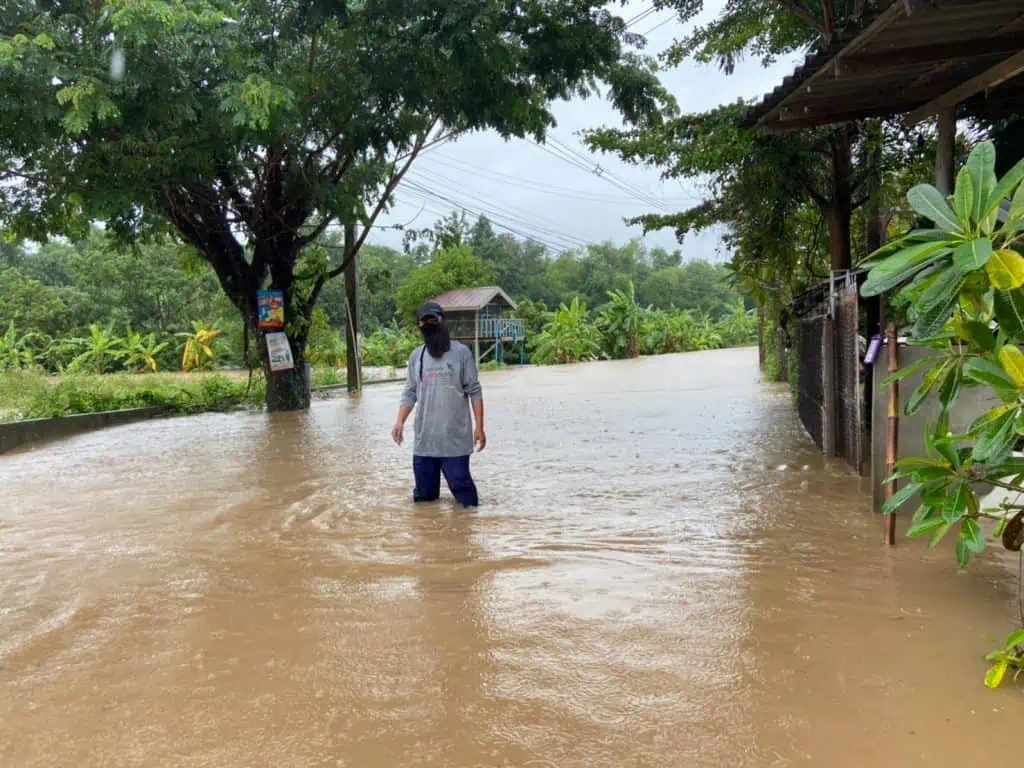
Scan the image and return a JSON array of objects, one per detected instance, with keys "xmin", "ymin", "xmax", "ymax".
[
  {"xmin": 462, "ymin": 347, "xmax": 486, "ymax": 451},
  {"xmin": 392, "ymin": 351, "xmax": 418, "ymax": 445}
]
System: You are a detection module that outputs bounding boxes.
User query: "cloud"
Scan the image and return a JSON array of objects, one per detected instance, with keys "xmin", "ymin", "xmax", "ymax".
[{"xmin": 370, "ymin": 2, "xmax": 804, "ymax": 263}]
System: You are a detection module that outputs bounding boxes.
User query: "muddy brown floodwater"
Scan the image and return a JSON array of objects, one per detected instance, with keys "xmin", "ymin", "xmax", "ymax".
[{"xmin": 2, "ymin": 347, "xmax": 1024, "ymax": 767}]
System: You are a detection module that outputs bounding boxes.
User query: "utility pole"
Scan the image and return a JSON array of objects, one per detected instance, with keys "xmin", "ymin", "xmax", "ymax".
[{"xmin": 344, "ymin": 222, "xmax": 361, "ymax": 392}]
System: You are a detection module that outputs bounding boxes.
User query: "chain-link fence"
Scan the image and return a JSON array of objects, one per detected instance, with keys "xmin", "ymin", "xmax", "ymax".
[
  {"xmin": 833, "ymin": 272, "xmax": 863, "ymax": 474},
  {"xmin": 791, "ymin": 271, "xmax": 866, "ymax": 474}
]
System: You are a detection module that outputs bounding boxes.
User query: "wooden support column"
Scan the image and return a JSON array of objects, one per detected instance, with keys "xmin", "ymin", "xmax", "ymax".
[
  {"xmin": 936, "ymin": 107, "xmax": 956, "ymax": 196},
  {"xmin": 884, "ymin": 321, "xmax": 899, "ymax": 546},
  {"xmin": 474, "ymin": 310, "xmax": 480, "ymax": 363},
  {"xmin": 344, "ymin": 222, "xmax": 361, "ymax": 393}
]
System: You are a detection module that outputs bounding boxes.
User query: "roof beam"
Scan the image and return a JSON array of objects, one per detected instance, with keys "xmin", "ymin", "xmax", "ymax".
[
  {"xmin": 839, "ymin": 33, "xmax": 1024, "ymax": 73},
  {"xmin": 752, "ymin": 1, "xmax": 908, "ymax": 129},
  {"xmin": 906, "ymin": 49, "xmax": 1024, "ymax": 125}
]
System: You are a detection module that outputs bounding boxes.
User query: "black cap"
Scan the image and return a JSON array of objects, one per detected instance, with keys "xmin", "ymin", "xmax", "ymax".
[{"xmin": 417, "ymin": 301, "xmax": 444, "ymax": 322}]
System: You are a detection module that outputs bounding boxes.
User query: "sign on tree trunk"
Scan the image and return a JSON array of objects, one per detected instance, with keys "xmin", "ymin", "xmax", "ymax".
[{"xmin": 265, "ymin": 332, "xmax": 294, "ymax": 371}]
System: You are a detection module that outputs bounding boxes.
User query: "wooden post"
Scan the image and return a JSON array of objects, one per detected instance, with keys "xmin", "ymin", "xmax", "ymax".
[
  {"xmin": 936, "ymin": 107, "xmax": 955, "ymax": 196},
  {"xmin": 474, "ymin": 310, "xmax": 480, "ymax": 364},
  {"xmin": 822, "ymin": 314, "xmax": 836, "ymax": 458},
  {"xmin": 344, "ymin": 222, "xmax": 361, "ymax": 393},
  {"xmin": 884, "ymin": 321, "xmax": 899, "ymax": 546}
]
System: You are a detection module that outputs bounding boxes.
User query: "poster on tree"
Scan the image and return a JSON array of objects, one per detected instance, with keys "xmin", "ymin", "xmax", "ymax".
[
  {"xmin": 257, "ymin": 290, "xmax": 285, "ymax": 329},
  {"xmin": 265, "ymin": 332, "xmax": 295, "ymax": 371}
]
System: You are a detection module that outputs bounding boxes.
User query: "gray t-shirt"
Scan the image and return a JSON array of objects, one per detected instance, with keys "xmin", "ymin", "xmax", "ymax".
[{"xmin": 399, "ymin": 341, "xmax": 483, "ymax": 457}]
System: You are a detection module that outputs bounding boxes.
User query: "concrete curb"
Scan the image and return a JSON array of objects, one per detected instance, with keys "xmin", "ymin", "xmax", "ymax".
[{"xmin": 0, "ymin": 407, "xmax": 166, "ymax": 456}]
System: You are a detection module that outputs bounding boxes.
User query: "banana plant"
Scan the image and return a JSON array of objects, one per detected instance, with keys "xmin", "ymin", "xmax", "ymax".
[
  {"xmin": 598, "ymin": 281, "xmax": 647, "ymax": 359},
  {"xmin": 123, "ymin": 327, "xmax": 170, "ymax": 373},
  {"xmin": 860, "ymin": 140, "xmax": 1024, "ymax": 687},
  {"xmin": 64, "ymin": 323, "xmax": 125, "ymax": 374},
  {"xmin": 178, "ymin": 321, "xmax": 222, "ymax": 371},
  {"xmin": 0, "ymin": 321, "xmax": 48, "ymax": 371}
]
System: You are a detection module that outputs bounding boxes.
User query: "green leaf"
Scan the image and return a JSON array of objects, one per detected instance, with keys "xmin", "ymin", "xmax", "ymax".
[
  {"xmin": 995, "ymin": 289, "xmax": 1024, "ymax": 340},
  {"xmin": 881, "ymin": 481, "xmax": 923, "ymax": 516},
  {"xmin": 906, "ymin": 359, "xmax": 949, "ymax": 415},
  {"xmin": 1011, "ymin": 181, "xmax": 1024, "ymax": 222},
  {"xmin": 861, "ymin": 241, "xmax": 952, "ymax": 297},
  {"xmin": 956, "ymin": 320, "xmax": 996, "ymax": 352},
  {"xmin": 907, "ymin": 184, "xmax": 963, "ymax": 234},
  {"xmin": 963, "ymin": 358, "xmax": 1017, "ymax": 392},
  {"xmin": 983, "ymin": 156, "xmax": 1024, "ymax": 223},
  {"xmin": 929, "ymin": 520, "xmax": 955, "ymax": 547},
  {"xmin": 894, "ymin": 457, "xmax": 950, "ymax": 472},
  {"xmin": 985, "ymin": 660, "xmax": 1009, "ymax": 689},
  {"xmin": 967, "ymin": 141, "xmax": 996, "ymax": 222},
  {"xmin": 880, "ymin": 355, "xmax": 938, "ymax": 386},
  {"xmin": 961, "ymin": 518, "xmax": 986, "ymax": 554},
  {"xmin": 945, "ymin": 481, "xmax": 970, "ymax": 524},
  {"xmin": 912, "ymin": 268, "xmax": 966, "ymax": 339},
  {"xmin": 1000, "ymin": 345, "xmax": 1024, "ymax": 387},
  {"xmin": 973, "ymin": 408, "xmax": 1017, "ymax": 464},
  {"xmin": 938, "ymin": 360, "xmax": 962, "ymax": 411},
  {"xmin": 969, "ymin": 404, "xmax": 1014, "ymax": 436},
  {"xmin": 907, "ymin": 513, "xmax": 947, "ymax": 538},
  {"xmin": 986, "ymin": 249, "xmax": 1024, "ymax": 290},
  {"xmin": 952, "ymin": 238, "xmax": 993, "ymax": 274},
  {"xmin": 1004, "ymin": 629, "xmax": 1024, "ymax": 649},
  {"xmin": 954, "ymin": 165, "xmax": 975, "ymax": 224}
]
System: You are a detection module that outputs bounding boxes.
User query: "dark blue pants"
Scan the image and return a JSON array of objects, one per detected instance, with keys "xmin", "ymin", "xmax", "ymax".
[{"xmin": 413, "ymin": 455, "xmax": 479, "ymax": 508}]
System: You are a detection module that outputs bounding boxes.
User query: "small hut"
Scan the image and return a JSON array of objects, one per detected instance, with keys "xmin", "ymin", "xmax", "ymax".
[{"xmin": 431, "ymin": 286, "xmax": 526, "ymax": 364}]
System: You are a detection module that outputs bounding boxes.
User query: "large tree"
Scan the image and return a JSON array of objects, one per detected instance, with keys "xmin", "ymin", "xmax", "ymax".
[{"xmin": 0, "ymin": 0, "xmax": 670, "ymax": 409}]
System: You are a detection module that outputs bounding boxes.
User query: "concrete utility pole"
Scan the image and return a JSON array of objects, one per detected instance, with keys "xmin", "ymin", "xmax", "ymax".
[{"xmin": 344, "ymin": 222, "xmax": 361, "ymax": 392}]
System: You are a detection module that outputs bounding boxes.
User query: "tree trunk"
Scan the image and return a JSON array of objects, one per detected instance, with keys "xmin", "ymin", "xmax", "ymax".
[
  {"xmin": 259, "ymin": 325, "xmax": 310, "ymax": 411},
  {"xmin": 826, "ymin": 128, "xmax": 853, "ymax": 271}
]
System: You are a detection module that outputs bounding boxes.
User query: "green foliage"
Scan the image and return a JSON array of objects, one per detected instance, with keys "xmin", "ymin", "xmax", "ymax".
[
  {"xmin": 861, "ymin": 141, "xmax": 1024, "ymax": 686},
  {"xmin": 394, "ymin": 245, "xmax": 494, "ymax": 324},
  {"xmin": 0, "ymin": 322, "xmax": 49, "ymax": 371},
  {"xmin": 0, "ymin": 371, "xmax": 262, "ymax": 420},
  {"xmin": 305, "ymin": 307, "xmax": 346, "ymax": 367},
  {"xmin": 122, "ymin": 327, "xmax": 169, "ymax": 373},
  {"xmin": 598, "ymin": 281, "xmax": 646, "ymax": 359},
  {"xmin": 0, "ymin": 0, "xmax": 671, "ymax": 412},
  {"xmin": 531, "ymin": 298, "xmax": 603, "ymax": 365},
  {"xmin": 62, "ymin": 323, "xmax": 125, "ymax": 374},
  {"xmin": 360, "ymin": 324, "xmax": 420, "ymax": 368}
]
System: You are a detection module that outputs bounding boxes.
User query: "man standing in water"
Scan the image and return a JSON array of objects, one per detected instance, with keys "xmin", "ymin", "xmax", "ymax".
[{"xmin": 392, "ymin": 301, "xmax": 486, "ymax": 507}]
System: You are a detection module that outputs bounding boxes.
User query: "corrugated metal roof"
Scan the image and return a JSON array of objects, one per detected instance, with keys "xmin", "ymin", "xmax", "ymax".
[
  {"xmin": 744, "ymin": 0, "xmax": 1024, "ymax": 131},
  {"xmin": 430, "ymin": 286, "xmax": 517, "ymax": 312}
]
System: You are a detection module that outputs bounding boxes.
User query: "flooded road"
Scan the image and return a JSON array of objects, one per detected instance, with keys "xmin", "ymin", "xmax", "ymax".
[{"xmin": 2, "ymin": 347, "xmax": 1023, "ymax": 766}]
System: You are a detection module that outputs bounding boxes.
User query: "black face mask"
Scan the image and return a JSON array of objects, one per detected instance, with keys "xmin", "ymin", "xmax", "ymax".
[{"xmin": 421, "ymin": 321, "xmax": 451, "ymax": 358}]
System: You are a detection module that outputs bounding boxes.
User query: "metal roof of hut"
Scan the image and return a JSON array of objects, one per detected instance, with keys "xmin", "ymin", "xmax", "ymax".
[
  {"xmin": 743, "ymin": 0, "xmax": 1024, "ymax": 132},
  {"xmin": 430, "ymin": 286, "xmax": 518, "ymax": 313}
]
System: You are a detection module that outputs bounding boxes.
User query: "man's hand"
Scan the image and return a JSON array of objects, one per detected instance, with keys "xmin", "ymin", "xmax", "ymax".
[
  {"xmin": 392, "ymin": 422, "xmax": 404, "ymax": 446},
  {"xmin": 474, "ymin": 426, "xmax": 487, "ymax": 452}
]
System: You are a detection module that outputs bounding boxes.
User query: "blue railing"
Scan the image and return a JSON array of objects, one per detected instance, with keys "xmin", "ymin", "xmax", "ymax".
[{"xmin": 479, "ymin": 317, "xmax": 525, "ymax": 340}]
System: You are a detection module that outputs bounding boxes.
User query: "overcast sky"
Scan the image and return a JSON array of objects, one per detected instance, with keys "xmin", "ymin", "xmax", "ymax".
[{"xmin": 369, "ymin": 1, "xmax": 805, "ymax": 262}]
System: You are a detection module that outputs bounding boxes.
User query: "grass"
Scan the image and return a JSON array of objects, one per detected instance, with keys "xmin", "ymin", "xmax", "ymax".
[{"xmin": 0, "ymin": 369, "xmax": 266, "ymax": 422}]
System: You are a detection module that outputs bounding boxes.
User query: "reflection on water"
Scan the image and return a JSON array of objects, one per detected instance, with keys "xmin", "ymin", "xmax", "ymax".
[{"xmin": 2, "ymin": 348, "xmax": 1022, "ymax": 766}]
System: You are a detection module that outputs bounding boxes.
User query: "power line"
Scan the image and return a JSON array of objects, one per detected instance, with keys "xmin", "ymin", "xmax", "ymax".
[
  {"xmin": 406, "ymin": 168, "xmax": 594, "ymax": 247},
  {"xmin": 641, "ymin": 15, "xmax": 676, "ymax": 36},
  {"xmin": 529, "ymin": 136, "xmax": 673, "ymax": 213},
  {"xmin": 397, "ymin": 179, "xmax": 584, "ymax": 254},
  {"xmin": 420, "ymin": 154, "xmax": 699, "ymax": 205}
]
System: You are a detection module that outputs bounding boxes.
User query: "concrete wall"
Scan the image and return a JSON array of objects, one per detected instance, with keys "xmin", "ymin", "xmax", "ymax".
[
  {"xmin": 0, "ymin": 407, "xmax": 165, "ymax": 455},
  {"xmin": 871, "ymin": 344, "xmax": 998, "ymax": 512}
]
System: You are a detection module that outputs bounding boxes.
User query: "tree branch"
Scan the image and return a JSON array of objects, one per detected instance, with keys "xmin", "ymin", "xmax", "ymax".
[
  {"xmin": 776, "ymin": 0, "xmax": 827, "ymax": 36},
  {"xmin": 303, "ymin": 121, "xmax": 438, "ymax": 319}
]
